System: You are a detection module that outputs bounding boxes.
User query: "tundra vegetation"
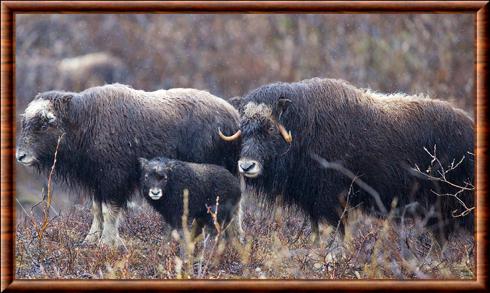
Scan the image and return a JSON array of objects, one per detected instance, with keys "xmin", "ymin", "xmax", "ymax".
[
  {"xmin": 16, "ymin": 191, "xmax": 475, "ymax": 279},
  {"xmin": 15, "ymin": 14, "xmax": 475, "ymax": 279}
]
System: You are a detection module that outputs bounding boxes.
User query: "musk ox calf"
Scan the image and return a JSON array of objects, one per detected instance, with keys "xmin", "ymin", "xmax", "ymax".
[
  {"xmin": 220, "ymin": 77, "xmax": 474, "ymax": 243},
  {"xmin": 16, "ymin": 84, "xmax": 241, "ymax": 246},
  {"xmin": 139, "ymin": 157, "xmax": 243, "ymax": 241}
]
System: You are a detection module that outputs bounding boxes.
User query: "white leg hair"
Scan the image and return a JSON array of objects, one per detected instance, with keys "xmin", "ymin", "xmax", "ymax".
[
  {"xmin": 100, "ymin": 202, "xmax": 125, "ymax": 247},
  {"xmin": 224, "ymin": 200, "xmax": 246, "ymax": 245},
  {"xmin": 83, "ymin": 199, "xmax": 103, "ymax": 244}
]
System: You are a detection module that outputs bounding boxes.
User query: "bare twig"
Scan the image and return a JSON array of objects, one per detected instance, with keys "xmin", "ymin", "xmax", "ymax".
[
  {"xmin": 30, "ymin": 133, "xmax": 64, "ymax": 242},
  {"xmin": 206, "ymin": 195, "xmax": 221, "ymax": 234},
  {"xmin": 325, "ymin": 176, "xmax": 357, "ymax": 254},
  {"xmin": 310, "ymin": 153, "xmax": 387, "ymax": 214},
  {"xmin": 200, "ymin": 196, "xmax": 223, "ymax": 278},
  {"xmin": 413, "ymin": 146, "xmax": 473, "ymax": 191},
  {"xmin": 411, "ymin": 145, "xmax": 475, "ymax": 218}
]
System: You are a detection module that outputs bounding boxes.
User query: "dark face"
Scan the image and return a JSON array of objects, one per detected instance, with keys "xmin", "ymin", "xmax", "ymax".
[
  {"xmin": 238, "ymin": 100, "xmax": 292, "ymax": 178},
  {"xmin": 139, "ymin": 158, "xmax": 169, "ymax": 200},
  {"xmin": 16, "ymin": 99, "xmax": 64, "ymax": 167}
]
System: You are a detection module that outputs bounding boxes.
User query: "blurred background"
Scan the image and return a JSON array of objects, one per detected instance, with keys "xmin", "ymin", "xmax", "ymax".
[{"xmin": 15, "ymin": 14, "xmax": 474, "ymax": 212}]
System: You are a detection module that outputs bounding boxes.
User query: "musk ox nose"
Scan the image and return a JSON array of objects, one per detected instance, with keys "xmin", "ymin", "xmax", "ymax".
[
  {"xmin": 149, "ymin": 188, "xmax": 163, "ymax": 200},
  {"xmin": 238, "ymin": 159, "xmax": 262, "ymax": 178},
  {"xmin": 16, "ymin": 150, "xmax": 27, "ymax": 162},
  {"xmin": 239, "ymin": 161, "xmax": 256, "ymax": 172},
  {"xmin": 16, "ymin": 149, "xmax": 35, "ymax": 166}
]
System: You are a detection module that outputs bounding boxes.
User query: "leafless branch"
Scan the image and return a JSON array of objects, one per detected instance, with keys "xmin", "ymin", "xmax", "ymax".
[
  {"xmin": 200, "ymin": 196, "xmax": 227, "ymax": 278},
  {"xmin": 29, "ymin": 133, "xmax": 64, "ymax": 242},
  {"xmin": 411, "ymin": 145, "xmax": 474, "ymax": 218},
  {"xmin": 311, "ymin": 153, "xmax": 387, "ymax": 214}
]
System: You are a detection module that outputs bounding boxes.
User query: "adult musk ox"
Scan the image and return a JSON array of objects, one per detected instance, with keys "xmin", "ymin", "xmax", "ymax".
[
  {"xmin": 220, "ymin": 78, "xmax": 474, "ymax": 243},
  {"xmin": 16, "ymin": 84, "xmax": 241, "ymax": 246},
  {"xmin": 139, "ymin": 157, "xmax": 243, "ymax": 241}
]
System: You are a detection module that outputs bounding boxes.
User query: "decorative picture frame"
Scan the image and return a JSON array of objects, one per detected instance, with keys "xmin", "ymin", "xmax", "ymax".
[{"xmin": 1, "ymin": 1, "xmax": 488, "ymax": 291}]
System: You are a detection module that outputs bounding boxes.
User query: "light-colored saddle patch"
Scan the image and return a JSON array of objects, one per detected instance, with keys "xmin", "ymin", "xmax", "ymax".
[
  {"xmin": 243, "ymin": 102, "xmax": 272, "ymax": 119},
  {"xmin": 24, "ymin": 99, "xmax": 52, "ymax": 119}
]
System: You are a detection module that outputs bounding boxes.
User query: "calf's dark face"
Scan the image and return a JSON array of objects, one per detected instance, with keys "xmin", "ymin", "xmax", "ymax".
[
  {"xmin": 16, "ymin": 99, "xmax": 64, "ymax": 167},
  {"xmin": 139, "ymin": 158, "xmax": 169, "ymax": 200},
  {"xmin": 238, "ymin": 100, "xmax": 292, "ymax": 178}
]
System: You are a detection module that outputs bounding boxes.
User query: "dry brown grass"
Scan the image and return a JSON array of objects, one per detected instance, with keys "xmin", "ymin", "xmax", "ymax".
[{"xmin": 15, "ymin": 194, "xmax": 474, "ymax": 280}]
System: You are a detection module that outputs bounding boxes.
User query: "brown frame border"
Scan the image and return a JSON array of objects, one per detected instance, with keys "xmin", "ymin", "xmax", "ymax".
[{"xmin": 1, "ymin": 1, "xmax": 488, "ymax": 291}]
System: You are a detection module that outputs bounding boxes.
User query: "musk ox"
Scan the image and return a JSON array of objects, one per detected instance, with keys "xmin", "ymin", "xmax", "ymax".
[
  {"xmin": 57, "ymin": 52, "xmax": 128, "ymax": 91},
  {"xmin": 16, "ymin": 84, "xmax": 241, "ymax": 246},
  {"xmin": 220, "ymin": 78, "xmax": 474, "ymax": 243},
  {"xmin": 139, "ymin": 157, "xmax": 243, "ymax": 241}
]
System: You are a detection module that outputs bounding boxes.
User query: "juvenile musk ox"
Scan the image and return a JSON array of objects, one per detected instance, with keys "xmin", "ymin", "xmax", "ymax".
[
  {"xmin": 220, "ymin": 78, "xmax": 474, "ymax": 243},
  {"xmin": 139, "ymin": 157, "xmax": 243, "ymax": 241},
  {"xmin": 16, "ymin": 84, "xmax": 241, "ymax": 246}
]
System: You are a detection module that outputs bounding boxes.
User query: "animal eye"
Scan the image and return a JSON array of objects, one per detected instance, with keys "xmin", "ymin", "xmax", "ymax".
[
  {"xmin": 265, "ymin": 124, "xmax": 275, "ymax": 134},
  {"xmin": 40, "ymin": 123, "xmax": 49, "ymax": 131}
]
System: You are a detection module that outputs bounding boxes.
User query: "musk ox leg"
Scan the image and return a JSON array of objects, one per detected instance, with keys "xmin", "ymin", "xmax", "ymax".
[
  {"xmin": 226, "ymin": 202, "xmax": 245, "ymax": 244},
  {"xmin": 428, "ymin": 216, "xmax": 451, "ymax": 248},
  {"xmin": 310, "ymin": 218, "xmax": 320, "ymax": 245},
  {"xmin": 83, "ymin": 199, "xmax": 103, "ymax": 244},
  {"xmin": 237, "ymin": 201, "xmax": 245, "ymax": 242},
  {"xmin": 100, "ymin": 202, "xmax": 125, "ymax": 247},
  {"xmin": 190, "ymin": 218, "xmax": 205, "ymax": 242}
]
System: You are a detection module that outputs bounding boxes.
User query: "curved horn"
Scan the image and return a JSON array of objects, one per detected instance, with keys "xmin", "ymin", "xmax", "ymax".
[
  {"xmin": 277, "ymin": 123, "xmax": 292, "ymax": 144},
  {"xmin": 218, "ymin": 128, "xmax": 241, "ymax": 141}
]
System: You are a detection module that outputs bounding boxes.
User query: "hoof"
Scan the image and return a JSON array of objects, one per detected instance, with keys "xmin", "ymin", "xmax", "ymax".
[
  {"xmin": 238, "ymin": 234, "xmax": 247, "ymax": 246},
  {"xmin": 82, "ymin": 231, "xmax": 101, "ymax": 245},
  {"xmin": 310, "ymin": 233, "xmax": 320, "ymax": 245},
  {"xmin": 99, "ymin": 235, "xmax": 125, "ymax": 248}
]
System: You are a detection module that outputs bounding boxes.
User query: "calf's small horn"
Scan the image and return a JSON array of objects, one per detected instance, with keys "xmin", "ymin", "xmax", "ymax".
[
  {"xmin": 218, "ymin": 128, "xmax": 241, "ymax": 141},
  {"xmin": 277, "ymin": 123, "xmax": 292, "ymax": 144}
]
